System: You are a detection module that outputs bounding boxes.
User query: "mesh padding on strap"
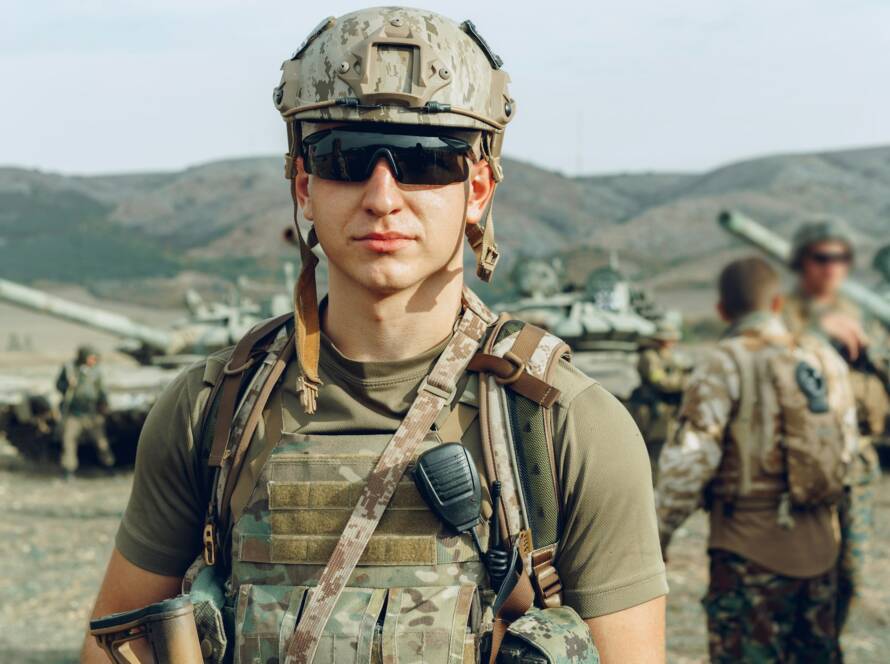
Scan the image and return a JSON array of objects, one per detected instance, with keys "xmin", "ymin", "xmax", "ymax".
[
  {"xmin": 495, "ymin": 322, "xmax": 562, "ymax": 549},
  {"xmin": 506, "ymin": 390, "xmax": 562, "ymax": 548}
]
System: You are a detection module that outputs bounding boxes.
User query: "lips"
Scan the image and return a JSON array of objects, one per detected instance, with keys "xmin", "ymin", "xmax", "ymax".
[{"xmin": 354, "ymin": 231, "xmax": 416, "ymax": 253}]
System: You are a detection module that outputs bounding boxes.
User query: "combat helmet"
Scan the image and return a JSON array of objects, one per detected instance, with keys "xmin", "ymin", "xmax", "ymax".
[
  {"xmin": 790, "ymin": 217, "xmax": 855, "ymax": 270},
  {"xmin": 274, "ymin": 8, "xmax": 516, "ymax": 412}
]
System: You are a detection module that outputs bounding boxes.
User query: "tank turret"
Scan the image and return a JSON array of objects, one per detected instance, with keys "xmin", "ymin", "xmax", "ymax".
[{"xmin": 718, "ymin": 210, "xmax": 890, "ymax": 329}]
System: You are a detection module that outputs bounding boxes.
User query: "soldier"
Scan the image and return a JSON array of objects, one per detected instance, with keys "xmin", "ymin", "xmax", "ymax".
[
  {"xmin": 783, "ymin": 219, "xmax": 887, "ymax": 632},
  {"xmin": 657, "ymin": 257, "xmax": 857, "ymax": 662},
  {"xmin": 632, "ymin": 320, "xmax": 687, "ymax": 472},
  {"xmin": 56, "ymin": 344, "xmax": 115, "ymax": 479},
  {"xmin": 82, "ymin": 8, "xmax": 667, "ymax": 664}
]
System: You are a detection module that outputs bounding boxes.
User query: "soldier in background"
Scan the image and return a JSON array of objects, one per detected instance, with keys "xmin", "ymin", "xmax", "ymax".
[
  {"xmin": 783, "ymin": 219, "xmax": 887, "ymax": 632},
  {"xmin": 657, "ymin": 257, "xmax": 856, "ymax": 662},
  {"xmin": 632, "ymin": 320, "xmax": 687, "ymax": 473},
  {"xmin": 56, "ymin": 345, "xmax": 115, "ymax": 479}
]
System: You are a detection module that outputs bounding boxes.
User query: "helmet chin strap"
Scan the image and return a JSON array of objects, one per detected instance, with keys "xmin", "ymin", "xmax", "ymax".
[{"xmin": 285, "ymin": 119, "xmax": 323, "ymax": 415}]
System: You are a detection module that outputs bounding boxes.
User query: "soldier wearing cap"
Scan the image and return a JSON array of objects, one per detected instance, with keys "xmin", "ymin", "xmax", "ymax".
[
  {"xmin": 56, "ymin": 345, "xmax": 115, "ymax": 479},
  {"xmin": 632, "ymin": 320, "xmax": 687, "ymax": 472},
  {"xmin": 783, "ymin": 218, "xmax": 887, "ymax": 632},
  {"xmin": 82, "ymin": 8, "xmax": 666, "ymax": 663}
]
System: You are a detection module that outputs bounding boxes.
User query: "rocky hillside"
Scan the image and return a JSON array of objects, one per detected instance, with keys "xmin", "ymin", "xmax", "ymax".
[{"xmin": 1, "ymin": 144, "xmax": 888, "ymax": 301}]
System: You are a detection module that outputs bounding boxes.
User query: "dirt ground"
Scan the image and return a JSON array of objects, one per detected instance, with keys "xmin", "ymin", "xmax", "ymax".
[{"xmin": 0, "ymin": 439, "xmax": 887, "ymax": 663}]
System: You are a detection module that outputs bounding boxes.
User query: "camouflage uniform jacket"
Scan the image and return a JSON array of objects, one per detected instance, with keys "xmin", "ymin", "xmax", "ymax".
[
  {"xmin": 655, "ymin": 313, "xmax": 857, "ymax": 577},
  {"xmin": 56, "ymin": 363, "xmax": 108, "ymax": 416}
]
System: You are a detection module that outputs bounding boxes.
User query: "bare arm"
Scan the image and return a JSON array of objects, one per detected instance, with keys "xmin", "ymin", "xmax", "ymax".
[
  {"xmin": 81, "ymin": 548, "xmax": 183, "ymax": 663},
  {"xmin": 586, "ymin": 596, "xmax": 666, "ymax": 664}
]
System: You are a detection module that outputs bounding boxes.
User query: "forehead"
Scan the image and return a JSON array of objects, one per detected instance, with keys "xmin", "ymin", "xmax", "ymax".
[{"xmin": 806, "ymin": 240, "xmax": 850, "ymax": 255}]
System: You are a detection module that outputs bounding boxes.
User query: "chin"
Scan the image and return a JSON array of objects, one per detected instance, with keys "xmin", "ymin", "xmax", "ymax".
[{"xmin": 353, "ymin": 263, "xmax": 429, "ymax": 294}]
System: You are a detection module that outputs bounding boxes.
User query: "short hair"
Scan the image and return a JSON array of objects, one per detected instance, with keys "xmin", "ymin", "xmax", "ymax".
[{"xmin": 718, "ymin": 257, "xmax": 780, "ymax": 320}]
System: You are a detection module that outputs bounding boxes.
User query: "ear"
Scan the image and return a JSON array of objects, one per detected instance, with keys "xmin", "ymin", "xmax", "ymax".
[
  {"xmin": 464, "ymin": 160, "xmax": 496, "ymax": 226},
  {"xmin": 716, "ymin": 301, "xmax": 731, "ymax": 323},
  {"xmin": 293, "ymin": 157, "xmax": 314, "ymax": 221},
  {"xmin": 770, "ymin": 293, "xmax": 784, "ymax": 314}
]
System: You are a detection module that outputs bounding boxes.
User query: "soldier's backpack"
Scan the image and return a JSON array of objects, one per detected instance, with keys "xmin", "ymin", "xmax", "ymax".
[
  {"xmin": 189, "ymin": 310, "xmax": 595, "ymax": 663},
  {"xmin": 718, "ymin": 331, "xmax": 853, "ymax": 516}
]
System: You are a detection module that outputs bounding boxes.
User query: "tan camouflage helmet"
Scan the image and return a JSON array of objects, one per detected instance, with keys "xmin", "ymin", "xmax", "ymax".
[
  {"xmin": 274, "ymin": 8, "xmax": 515, "ymax": 413},
  {"xmin": 652, "ymin": 320, "xmax": 681, "ymax": 342},
  {"xmin": 790, "ymin": 217, "xmax": 855, "ymax": 270}
]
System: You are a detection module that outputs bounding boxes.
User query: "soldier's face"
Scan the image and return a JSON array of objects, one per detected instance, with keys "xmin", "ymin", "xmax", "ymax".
[
  {"xmin": 294, "ymin": 128, "xmax": 494, "ymax": 295},
  {"xmin": 800, "ymin": 240, "xmax": 852, "ymax": 297}
]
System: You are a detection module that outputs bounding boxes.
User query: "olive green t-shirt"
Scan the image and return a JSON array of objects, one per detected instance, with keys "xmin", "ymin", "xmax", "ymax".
[{"xmin": 117, "ymin": 330, "xmax": 667, "ymax": 618}]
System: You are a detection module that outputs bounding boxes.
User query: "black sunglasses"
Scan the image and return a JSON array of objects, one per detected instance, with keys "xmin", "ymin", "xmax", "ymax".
[
  {"xmin": 809, "ymin": 251, "xmax": 852, "ymax": 266},
  {"xmin": 301, "ymin": 128, "xmax": 473, "ymax": 185}
]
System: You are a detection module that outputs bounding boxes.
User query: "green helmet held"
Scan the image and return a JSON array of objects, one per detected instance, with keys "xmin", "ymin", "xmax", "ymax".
[
  {"xmin": 275, "ymin": 8, "xmax": 515, "ymax": 414},
  {"xmin": 790, "ymin": 217, "xmax": 855, "ymax": 270}
]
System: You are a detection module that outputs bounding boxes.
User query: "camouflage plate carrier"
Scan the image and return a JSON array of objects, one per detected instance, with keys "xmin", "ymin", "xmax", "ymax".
[{"xmin": 184, "ymin": 293, "xmax": 598, "ymax": 663}]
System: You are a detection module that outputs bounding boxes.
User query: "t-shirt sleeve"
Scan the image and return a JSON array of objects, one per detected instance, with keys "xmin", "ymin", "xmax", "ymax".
[
  {"xmin": 554, "ymin": 380, "xmax": 668, "ymax": 618},
  {"xmin": 115, "ymin": 364, "xmax": 211, "ymax": 577}
]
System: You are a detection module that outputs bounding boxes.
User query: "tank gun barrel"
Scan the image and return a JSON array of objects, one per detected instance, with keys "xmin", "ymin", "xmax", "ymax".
[
  {"xmin": 0, "ymin": 278, "xmax": 174, "ymax": 352},
  {"xmin": 718, "ymin": 210, "xmax": 890, "ymax": 328}
]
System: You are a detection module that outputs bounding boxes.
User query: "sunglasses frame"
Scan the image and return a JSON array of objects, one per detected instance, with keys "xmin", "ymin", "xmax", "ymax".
[{"xmin": 301, "ymin": 127, "xmax": 476, "ymax": 186}]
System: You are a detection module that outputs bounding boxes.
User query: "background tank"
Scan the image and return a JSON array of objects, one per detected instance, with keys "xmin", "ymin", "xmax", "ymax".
[
  {"xmin": 0, "ymin": 268, "xmax": 294, "ymax": 466},
  {"xmin": 494, "ymin": 257, "xmax": 674, "ymax": 400}
]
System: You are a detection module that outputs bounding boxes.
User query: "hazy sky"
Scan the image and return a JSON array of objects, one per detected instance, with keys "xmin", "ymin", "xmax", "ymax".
[{"xmin": 2, "ymin": 0, "xmax": 889, "ymax": 176}]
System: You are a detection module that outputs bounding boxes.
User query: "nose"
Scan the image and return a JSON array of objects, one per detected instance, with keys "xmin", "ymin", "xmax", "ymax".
[{"xmin": 361, "ymin": 158, "xmax": 403, "ymax": 218}]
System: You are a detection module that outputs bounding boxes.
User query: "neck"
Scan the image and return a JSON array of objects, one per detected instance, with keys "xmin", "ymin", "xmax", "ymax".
[
  {"xmin": 324, "ymin": 268, "xmax": 465, "ymax": 362},
  {"xmin": 799, "ymin": 281, "xmax": 836, "ymax": 305}
]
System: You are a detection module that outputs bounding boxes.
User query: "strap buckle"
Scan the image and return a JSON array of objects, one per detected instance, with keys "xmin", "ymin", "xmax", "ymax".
[
  {"xmin": 495, "ymin": 351, "xmax": 526, "ymax": 386},
  {"xmin": 417, "ymin": 375, "xmax": 457, "ymax": 402},
  {"xmin": 202, "ymin": 521, "xmax": 217, "ymax": 567}
]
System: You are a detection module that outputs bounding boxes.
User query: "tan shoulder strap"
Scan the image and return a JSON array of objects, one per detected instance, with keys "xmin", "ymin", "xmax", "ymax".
[
  {"xmin": 284, "ymin": 289, "xmax": 495, "ymax": 664},
  {"xmin": 207, "ymin": 312, "xmax": 293, "ymax": 467},
  {"xmin": 476, "ymin": 318, "xmax": 569, "ymax": 610},
  {"xmin": 722, "ymin": 338, "xmax": 759, "ymax": 496}
]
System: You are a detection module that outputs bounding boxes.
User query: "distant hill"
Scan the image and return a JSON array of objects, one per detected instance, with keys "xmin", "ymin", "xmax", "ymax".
[{"xmin": 1, "ymin": 145, "xmax": 888, "ymax": 305}]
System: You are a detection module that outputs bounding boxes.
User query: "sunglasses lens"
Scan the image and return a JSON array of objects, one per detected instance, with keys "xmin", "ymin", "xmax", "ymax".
[
  {"xmin": 303, "ymin": 129, "xmax": 471, "ymax": 185},
  {"xmin": 811, "ymin": 252, "xmax": 851, "ymax": 265}
]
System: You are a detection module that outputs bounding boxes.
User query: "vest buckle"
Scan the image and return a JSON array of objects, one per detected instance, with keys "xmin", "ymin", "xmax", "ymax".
[{"xmin": 203, "ymin": 521, "xmax": 217, "ymax": 567}]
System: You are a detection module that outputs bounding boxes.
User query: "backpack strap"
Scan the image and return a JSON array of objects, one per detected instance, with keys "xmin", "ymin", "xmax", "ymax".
[
  {"xmin": 721, "ymin": 338, "xmax": 759, "ymax": 497},
  {"xmin": 474, "ymin": 316, "xmax": 570, "ymax": 608}
]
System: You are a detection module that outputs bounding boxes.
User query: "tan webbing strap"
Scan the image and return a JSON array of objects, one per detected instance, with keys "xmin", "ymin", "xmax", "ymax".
[
  {"xmin": 724, "ymin": 340, "xmax": 758, "ymax": 496},
  {"xmin": 284, "ymin": 291, "xmax": 494, "ymax": 664},
  {"xmin": 208, "ymin": 313, "xmax": 293, "ymax": 468}
]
